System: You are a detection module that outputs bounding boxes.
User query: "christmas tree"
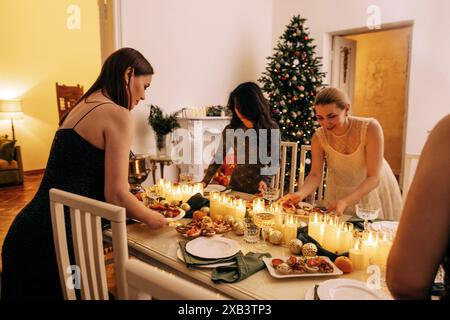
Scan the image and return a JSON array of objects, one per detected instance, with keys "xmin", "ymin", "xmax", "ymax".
[{"xmin": 259, "ymin": 15, "xmax": 326, "ymax": 190}]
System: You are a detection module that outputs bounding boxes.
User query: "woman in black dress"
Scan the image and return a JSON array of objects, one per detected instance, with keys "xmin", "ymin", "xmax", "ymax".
[
  {"xmin": 202, "ymin": 82, "xmax": 280, "ymax": 194},
  {"xmin": 1, "ymin": 48, "xmax": 167, "ymax": 300}
]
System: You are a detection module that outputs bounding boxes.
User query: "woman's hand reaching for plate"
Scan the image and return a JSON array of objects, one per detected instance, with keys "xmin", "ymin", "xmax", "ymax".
[
  {"xmin": 278, "ymin": 192, "xmax": 302, "ymax": 206},
  {"xmin": 326, "ymin": 199, "xmax": 347, "ymax": 216}
]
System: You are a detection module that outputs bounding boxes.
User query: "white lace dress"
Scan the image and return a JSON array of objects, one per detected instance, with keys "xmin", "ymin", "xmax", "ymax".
[{"xmin": 315, "ymin": 117, "xmax": 402, "ymax": 220}]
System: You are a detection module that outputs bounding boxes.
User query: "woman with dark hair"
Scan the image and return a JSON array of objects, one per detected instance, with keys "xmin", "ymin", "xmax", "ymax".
[
  {"xmin": 1, "ymin": 47, "xmax": 167, "ymax": 300},
  {"xmin": 202, "ymin": 82, "xmax": 279, "ymax": 194}
]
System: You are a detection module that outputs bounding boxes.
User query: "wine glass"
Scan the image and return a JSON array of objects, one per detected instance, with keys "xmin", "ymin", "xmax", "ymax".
[
  {"xmin": 355, "ymin": 199, "xmax": 380, "ymax": 232},
  {"xmin": 262, "ymin": 186, "xmax": 280, "ymax": 204}
]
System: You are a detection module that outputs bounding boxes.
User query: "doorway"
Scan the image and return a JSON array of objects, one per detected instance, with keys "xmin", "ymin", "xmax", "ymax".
[{"xmin": 331, "ymin": 25, "xmax": 413, "ymax": 179}]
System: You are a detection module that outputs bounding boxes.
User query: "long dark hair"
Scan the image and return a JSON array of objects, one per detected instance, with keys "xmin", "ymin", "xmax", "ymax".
[
  {"xmin": 59, "ymin": 47, "xmax": 154, "ymax": 125},
  {"xmin": 228, "ymin": 82, "xmax": 277, "ymax": 130}
]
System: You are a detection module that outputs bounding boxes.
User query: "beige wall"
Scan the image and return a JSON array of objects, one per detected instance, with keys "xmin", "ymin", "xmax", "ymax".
[
  {"xmin": 273, "ymin": 0, "xmax": 450, "ymax": 159},
  {"xmin": 0, "ymin": 0, "xmax": 101, "ymax": 171},
  {"xmin": 346, "ymin": 27, "xmax": 411, "ymax": 175}
]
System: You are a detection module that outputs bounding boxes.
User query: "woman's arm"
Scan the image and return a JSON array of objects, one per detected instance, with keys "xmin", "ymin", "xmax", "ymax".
[
  {"xmin": 336, "ymin": 120, "xmax": 384, "ymax": 211},
  {"xmin": 103, "ymin": 107, "xmax": 167, "ymax": 229},
  {"xmin": 202, "ymin": 125, "xmax": 232, "ymax": 185},
  {"xmin": 280, "ymin": 133, "xmax": 325, "ymax": 203},
  {"xmin": 387, "ymin": 115, "xmax": 450, "ymax": 299}
]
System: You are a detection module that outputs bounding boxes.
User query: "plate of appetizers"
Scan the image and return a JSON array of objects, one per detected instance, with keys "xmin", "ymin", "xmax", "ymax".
[
  {"xmin": 263, "ymin": 256, "xmax": 343, "ymax": 278},
  {"xmin": 148, "ymin": 201, "xmax": 185, "ymax": 222}
]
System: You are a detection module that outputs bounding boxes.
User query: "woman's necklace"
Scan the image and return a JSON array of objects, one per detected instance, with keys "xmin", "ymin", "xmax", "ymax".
[{"xmin": 330, "ymin": 117, "xmax": 353, "ymax": 138}]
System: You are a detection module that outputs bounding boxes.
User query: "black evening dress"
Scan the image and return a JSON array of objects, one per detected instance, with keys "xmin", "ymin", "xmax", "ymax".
[{"xmin": 1, "ymin": 105, "xmax": 107, "ymax": 300}]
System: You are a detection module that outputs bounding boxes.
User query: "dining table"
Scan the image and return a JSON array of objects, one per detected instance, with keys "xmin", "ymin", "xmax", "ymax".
[{"xmin": 103, "ymin": 191, "xmax": 393, "ymax": 300}]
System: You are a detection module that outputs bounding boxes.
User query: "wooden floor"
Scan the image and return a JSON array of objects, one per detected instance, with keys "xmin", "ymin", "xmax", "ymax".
[{"xmin": 0, "ymin": 172, "xmax": 116, "ymax": 296}]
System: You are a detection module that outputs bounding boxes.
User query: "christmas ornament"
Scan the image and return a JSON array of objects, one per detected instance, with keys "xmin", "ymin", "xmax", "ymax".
[
  {"xmin": 293, "ymin": 59, "xmax": 299, "ymax": 66},
  {"xmin": 269, "ymin": 230, "xmax": 283, "ymax": 245},
  {"xmin": 294, "ymin": 51, "xmax": 300, "ymax": 57},
  {"xmin": 299, "ymin": 86, "xmax": 305, "ymax": 91},
  {"xmin": 302, "ymin": 243, "xmax": 318, "ymax": 257},
  {"xmin": 289, "ymin": 239, "xmax": 303, "ymax": 254},
  {"xmin": 282, "ymin": 109, "xmax": 287, "ymax": 114}
]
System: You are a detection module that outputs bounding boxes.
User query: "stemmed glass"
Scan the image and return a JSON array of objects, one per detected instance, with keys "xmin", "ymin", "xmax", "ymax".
[
  {"xmin": 355, "ymin": 199, "xmax": 380, "ymax": 232},
  {"xmin": 262, "ymin": 186, "xmax": 280, "ymax": 204}
]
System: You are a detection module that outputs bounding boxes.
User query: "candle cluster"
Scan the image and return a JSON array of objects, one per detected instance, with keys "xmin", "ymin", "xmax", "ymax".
[
  {"xmin": 307, "ymin": 213, "xmax": 353, "ymax": 254},
  {"xmin": 349, "ymin": 231, "xmax": 394, "ymax": 270},
  {"xmin": 209, "ymin": 192, "xmax": 246, "ymax": 221},
  {"xmin": 157, "ymin": 179, "xmax": 203, "ymax": 203},
  {"xmin": 263, "ymin": 203, "xmax": 298, "ymax": 245}
]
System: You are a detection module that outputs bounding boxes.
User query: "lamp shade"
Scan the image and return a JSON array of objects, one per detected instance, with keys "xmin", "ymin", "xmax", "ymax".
[{"xmin": 0, "ymin": 99, "xmax": 24, "ymax": 120}]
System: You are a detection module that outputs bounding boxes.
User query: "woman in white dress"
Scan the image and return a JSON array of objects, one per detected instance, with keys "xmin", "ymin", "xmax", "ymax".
[{"xmin": 281, "ymin": 87, "xmax": 402, "ymax": 220}]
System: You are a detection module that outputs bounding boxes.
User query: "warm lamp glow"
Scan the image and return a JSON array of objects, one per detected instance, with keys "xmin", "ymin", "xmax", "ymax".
[{"xmin": 0, "ymin": 99, "xmax": 24, "ymax": 140}]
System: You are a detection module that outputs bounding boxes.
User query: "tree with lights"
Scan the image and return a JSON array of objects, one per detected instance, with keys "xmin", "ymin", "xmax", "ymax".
[{"xmin": 259, "ymin": 14, "xmax": 326, "ymax": 188}]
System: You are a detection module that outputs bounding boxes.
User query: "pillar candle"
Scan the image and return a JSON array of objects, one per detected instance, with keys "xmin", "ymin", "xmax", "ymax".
[
  {"xmin": 372, "ymin": 233, "xmax": 393, "ymax": 266},
  {"xmin": 362, "ymin": 231, "xmax": 378, "ymax": 266},
  {"xmin": 349, "ymin": 239, "xmax": 367, "ymax": 270},
  {"xmin": 252, "ymin": 198, "xmax": 265, "ymax": 214},
  {"xmin": 336, "ymin": 222, "xmax": 354, "ymax": 254},
  {"xmin": 322, "ymin": 215, "xmax": 338, "ymax": 253},
  {"xmin": 234, "ymin": 199, "xmax": 246, "ymax": 220},
  {"xmin": 283, "ymin": 220, "xmax": 298, "ymax": 245}
]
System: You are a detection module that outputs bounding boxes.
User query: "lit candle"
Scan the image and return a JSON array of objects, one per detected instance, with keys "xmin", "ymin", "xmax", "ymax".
[
  {"xmin": 322, "ymin": 215, "xmax": 338, "ymax": 253},
  {"xmin": 252, "ymin": 198, "xmax": 265, "ymax": 214},
  {"xmin": 308, "ymin": 212, "xmax": 324, "ymax": 245},
  {"xmin": 349, "ymin": 239, "xmax": 367, "ymax": 270},
  {"xmin": 336, "ymin": 222, "xmax": 354, "ymax": 254},
  {"xmin": 209, "ymin": 191, "xmax": 220, "ymax": 218},
  {"xmin": 362, "ymin": 231, "xmax": 378, "ymax": 266},
  {"xmin": 234, "ymin": 199, "xmax": 246, "ymax": 220},
  {"xmin": 283, "ymin": 215, "xmax": 298, "ymax": 245},
  {"xmin": 271, "ymin": 203, "xmax": 284, "ymax": 232},
  {"xmin": 372, "ymin": 232, "xmax": 393, "ymax": 266}
]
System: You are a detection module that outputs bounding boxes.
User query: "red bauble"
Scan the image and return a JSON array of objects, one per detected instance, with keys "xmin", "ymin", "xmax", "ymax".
[
  {"xmin": 292, "ymin": 96, "xmax": 297, "ymax": 102},
  {"xmin": 305, "ymin": 36, "xmax": 309, "ymax": 40},
  {"xmin": 281, "ymin": 76, "xmax": 287, "ymax": 81},
  {"xmin": 294, "ymin": 51, "xmax": 300, "ymax": 57}
]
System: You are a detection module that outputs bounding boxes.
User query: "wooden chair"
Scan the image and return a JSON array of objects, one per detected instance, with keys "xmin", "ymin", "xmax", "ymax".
[
  {"xmin": 49, "ymin": 188, "xmax": 227, "ymax": 300},
  {"xmin": 126, "ymin": 259, "xmax": 229, "ymax": 300},
  {"xmin": 401, "ymin": 153, "xmax": 420, "ymax": 201},
  {"xmin": 298, "ymin": 145, "xmax": 327, "ymax": 203},
  {"xmin": 273, "ymin": 141, "xmax": 298, "ymax": 195},
  {"xmin": 50, "ymin": 188, "xmax": 128, "ymax": 300},
  {"xmin": 55, "ymin": 82, "xmax": 84, "ymax": 121}
]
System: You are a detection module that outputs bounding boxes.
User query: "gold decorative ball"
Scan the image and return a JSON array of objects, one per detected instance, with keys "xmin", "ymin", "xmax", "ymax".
[
  {"xmin": 269, "ymin": 230, "xmax": 283, "ymax": 245},
  {"xmin": 289, "ymin": 239, "xmax": 303, "ymax": 255},
  {"xmin": 302, "ymin": 243, "xmax": 318, "ymax": 257}
]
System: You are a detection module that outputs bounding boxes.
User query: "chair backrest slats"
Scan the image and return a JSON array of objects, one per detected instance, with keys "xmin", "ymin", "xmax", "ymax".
[
  {"xmin": 298, "ymin": 145, "xmax": 327, "ymax": 202},
  {"xmin": 50, "ymin": 201, "xmax": 76, "ymax": 300},
  {"xmin": 276, "ymin": 141, "xmax": 298, "ymax": 195},
  {"xmin": 91, "ymin": 214, "xmax": 109, "ymax": 299},
  {"xmin": 50, "ymin": 188, "xmax": 128, "ymax": 300},
  {"xmin": 126, "ymin": 259, "xmax": 229, "ymax": 300}
]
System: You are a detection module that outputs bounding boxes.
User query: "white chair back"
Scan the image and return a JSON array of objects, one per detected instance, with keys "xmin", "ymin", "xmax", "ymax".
[
  {"xmin": 49, "ymin": 188, "xmax": 129, "ymax": 300},
  {"xmin": 298, "ymin": 145, "xmax": 327, "ymax": 202},
  {"xmin": 126, "ymin": 259, "xmax": 229, "ymax": 300},
  {"xmin": 402, "ymin": 153, "xmax": 420, "ymax": 201},
  {"xmin": 274, "ymin": 141, "xmax": 298, "ymax": 195}
]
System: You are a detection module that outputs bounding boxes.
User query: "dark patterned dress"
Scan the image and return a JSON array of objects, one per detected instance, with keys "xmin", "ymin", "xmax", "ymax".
[
  {"xmin": 1, "ymin": 105, "xmax": 107, "ymax": 300},
  {"xmin": 202, "ymin": 123, "xmax": 279, "ymax": 194}
]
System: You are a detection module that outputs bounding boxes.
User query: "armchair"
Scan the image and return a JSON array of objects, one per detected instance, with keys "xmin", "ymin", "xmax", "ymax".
[{"xmin": 0, "ymin": 145, "xmax": 24, "ymax": 186}]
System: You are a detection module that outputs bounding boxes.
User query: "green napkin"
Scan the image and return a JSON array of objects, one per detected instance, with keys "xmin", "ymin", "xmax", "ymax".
[
  {"xmin": 179, "ymin": 240, "xmax": 240, "ymax": 268},
  {"xmin": 211, "ymin": 252, "xmax": 271, "ymax": 283}
]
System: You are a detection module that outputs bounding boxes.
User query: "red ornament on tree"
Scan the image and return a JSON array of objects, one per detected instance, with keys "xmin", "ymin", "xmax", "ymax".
[
  {"xmin": 304, "ymin": 36, "xmax": 309, "ymax": 40},
  {"xmin": 294, "ymin": 51, "xmax": 300, "ymax": 57}
]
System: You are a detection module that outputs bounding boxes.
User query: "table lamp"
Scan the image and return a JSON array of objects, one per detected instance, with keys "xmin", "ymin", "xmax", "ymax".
[{"xmin": 0, "ymin": 99, "xmax": 23, "ymax": 141}]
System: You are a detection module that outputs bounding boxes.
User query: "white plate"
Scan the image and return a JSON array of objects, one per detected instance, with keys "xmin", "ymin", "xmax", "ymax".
[
  {"xmin": 164, "ymin": 208, "xmax": 186, "ymax": 222},
  {"xmin": 176, "ymin": 248, "xmax": 235, "ymax": 268},
  {"xmin": 262, "ymin": 256, "xmax": 343, "ymax": 279},
  {"xmin": 317, "ymin": 279, "xmax": 392, "ymax": 300},
  {"xmin": 185, "ymin": 236, "xmax": 240, "ymax": 259},
  {"xmin": 369, "ymin": 221, "xmax": 399, "ymax": 233},
  {"xmin": 204, "ymin": 184, "xmax": 227, "ymax": 193}
]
